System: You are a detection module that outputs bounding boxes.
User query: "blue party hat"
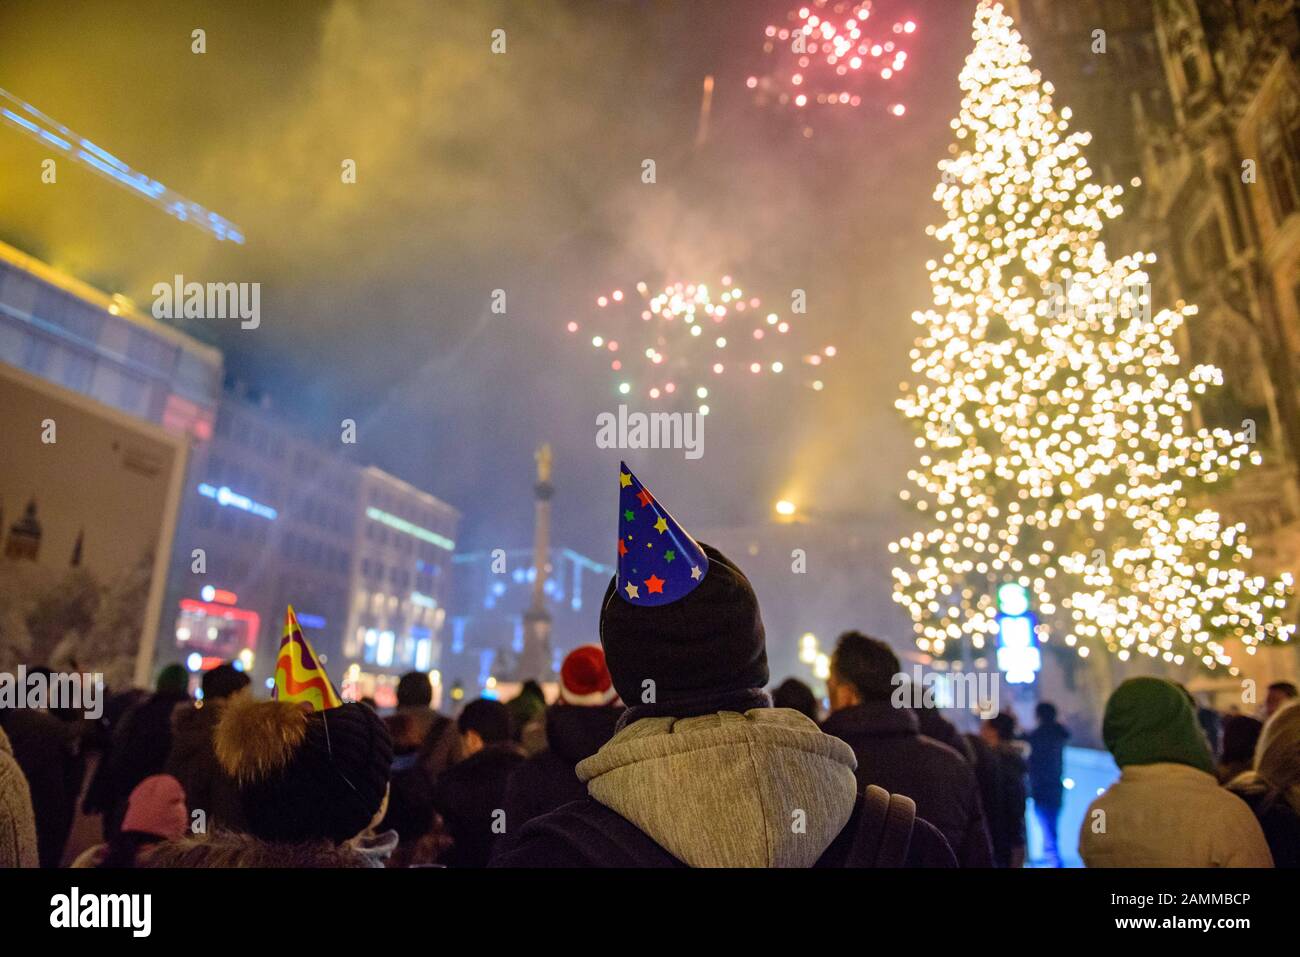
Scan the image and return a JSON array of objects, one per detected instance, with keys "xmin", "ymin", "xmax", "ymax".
[{"xmin": 616, "ymin": 462, "xmax": 709, "ymax": 607}]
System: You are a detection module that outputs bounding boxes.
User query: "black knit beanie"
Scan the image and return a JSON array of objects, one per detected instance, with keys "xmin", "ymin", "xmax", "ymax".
[
  {"xmin": 600, "ymin": 542, "xmax": 768, "ymax": 707},
  {"xmin": 216, "ymin": 697, "xmax": 393, "ymax": 845}
]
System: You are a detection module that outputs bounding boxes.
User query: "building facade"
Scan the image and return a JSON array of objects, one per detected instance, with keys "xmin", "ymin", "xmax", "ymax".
[
  {"xmin": 0, "ymin": 242, "xmax": 461, "ymax": 695},
  {"xmin": 0, "ymin": 239, "xmax": 222, "ymax": 442},
  {"xmin": 158, "ymin": 394, "xmax": 362, "ymax": 689},
  {"xmin": 160, "ymin": 404, "xmax": 461, "ymax": 701},
  {"xmin": 339, "ymin": 467, "xmax": 459, "ymax": 708}
]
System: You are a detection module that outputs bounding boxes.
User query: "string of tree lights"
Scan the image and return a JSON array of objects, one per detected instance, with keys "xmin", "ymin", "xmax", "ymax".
[
  {"xmin": 889, "ymin": 1, "xmax": 1294, "ymax": 675},
  {"xmin": 565, "ymin": 276, "xmax": 837, "ymax": 411}
]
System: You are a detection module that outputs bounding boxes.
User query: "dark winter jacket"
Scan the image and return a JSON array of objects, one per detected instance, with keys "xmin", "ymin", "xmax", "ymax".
[
  {"xmin": 165, "ymin": 699, "xmax": 246, "ymax": 831},
  {"xmin": 0, "ymin": 707, "xmax": 81, "ymax": 867},
  {"xmin": 94, "ymin": 690, "xmax": 189, "ymax": 838},
  {"xmin": 386, "ymin": 706, "xmax": 464, "ymax": 780},
  {"xmin": 912, "ymin": 707, "xmax": 975, "ymax": 764},
  {"xmin": 493, "ymin": 705, "xmax": 956, "ymax": 868},
  {"xmin": 431, "ymin": 742, "xmax": 527, "ymax": 868},
  {"xmin": 1228, "ymin": 785, "xmax": 1300, "ymax": 868},
  {"xmin": 379, "ymin": 744, "xmax": 466, "ymax": 868},
  {"xmin": 966, "ymin": 734, "xmax": 1027, "ymax": 868},
  {"xmin": 822, "ymin": 702, "xmax": 994, "ymax": 867},
  {"xmin": 503, "ymin": 704, "xmax": 623, "ymax": 829},
  {"xmin": 1024, "ymin": 720, "xmax": 1070, "ymax": 806}
]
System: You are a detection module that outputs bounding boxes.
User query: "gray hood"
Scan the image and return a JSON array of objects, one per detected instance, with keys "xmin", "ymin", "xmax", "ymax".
[{"xmin": 576, "ymin": 707, "xmax": 858, "ymax": 867}]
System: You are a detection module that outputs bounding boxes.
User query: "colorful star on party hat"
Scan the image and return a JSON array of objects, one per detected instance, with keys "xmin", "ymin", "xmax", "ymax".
[
  {"xmin": 616, "ymin": 462, "xmax": 708, "ymax": 607},
  {"xmin": 273, "ymin": 605, "xmax": 342, "ymax": 711}
]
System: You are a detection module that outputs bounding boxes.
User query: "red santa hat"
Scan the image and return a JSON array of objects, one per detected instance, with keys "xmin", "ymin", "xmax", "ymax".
[{"xmin": 559, "ymin": 645, "xmax": 620, "ymax": 706}]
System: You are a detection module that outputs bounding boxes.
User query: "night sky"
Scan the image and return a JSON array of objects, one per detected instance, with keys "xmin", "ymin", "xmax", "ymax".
[{"xmin": 0, "ymin": 0, "xmax": 977, "ymax": 565}]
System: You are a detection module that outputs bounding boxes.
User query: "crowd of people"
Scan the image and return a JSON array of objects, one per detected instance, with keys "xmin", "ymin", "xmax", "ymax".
[{"xmin": 1, "ymin": 537, "xmax": 1298, "ymax": 869}]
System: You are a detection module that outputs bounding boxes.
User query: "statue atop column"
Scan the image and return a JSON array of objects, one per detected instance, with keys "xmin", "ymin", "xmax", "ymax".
[{"xmin": 519, "ymin": 443, "xmax": 554, "ymax": 680}]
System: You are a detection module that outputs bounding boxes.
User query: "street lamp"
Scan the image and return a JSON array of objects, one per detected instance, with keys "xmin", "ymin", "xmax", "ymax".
[{"xmin": 813, "ymin": 653, "xmax": 830, "ymax": 681}]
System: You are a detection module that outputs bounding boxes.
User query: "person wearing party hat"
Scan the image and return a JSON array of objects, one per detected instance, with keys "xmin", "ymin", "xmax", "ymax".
[
  {"xmin": 502, "ymin": 645, "xmax": 624, "ymax": 830},
  {"xmin": 493, "ymin": 463, "xmax": 956, "ymax": 867},
  {"xmin": 156, "ymin": 607, "xmax": 397, "ymax": 866}
]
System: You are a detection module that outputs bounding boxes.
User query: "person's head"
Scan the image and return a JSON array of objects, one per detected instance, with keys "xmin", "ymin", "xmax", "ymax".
[
  {"xmin": 216, "ymin": 696, "xmax": 393, "ymax": 845},
  {"xmin": 519, "ymin": 679, "xmax": 544, "ymax": 702},
  {"xmin": 1102, "ymin": 677, "xmax": 1213, "ymax": 774},
  {"xmin": 1219, "ymin": 713, "xmax": 1264, "ymax": 768},
  {"xmin": 121, "ymin": 774, "xmax": 189, "ymax": 842},
  {"xmin": 599, "ymin": 542, "xmax": 768, "ymax": 708},
  {"xmin": 107, "ymin": 774, "xmax": 191, "ymax": 866},
  {"xmin": 1265, "ymin": 681, "xmax": 1299, "ymax": 719},
  {"xmin": 983, "ymin": 711, "xmax": 1017, "ymax": 745},
  {"xmin": 396, "ymin": 671, "xmax": 434, "ymax": 709},
  {"xmin": 1251, "ymin": 701, "xmax": 1300, "ymax": 808},
  {"xmin": 827, "ymin": 631, "xmax": 899, "ymax": 711},
  {"xmin": 156, "ymin": 663, "xmax": 189, "ymax": 697},
  {"xmin": 457, "ymin": 698, "xmax": 512, "ymax": 755},
  {"xmin": 771, "ymin": 677, "xmax": 820, "ymax": 723},
  {"xmin": 1035, "ymin": 701, "xmax": 1058, "ymax": 725},
  {"xmin": 201, "ymin": 664, "xmax": 250, "ymax": 704},
  {"xmin": 558, "ymin": 645, "xmax": 619, "ymax": 707},
  {"xmin": 384, "ymin": 711, "xmax": 423, "ymax": 754}
]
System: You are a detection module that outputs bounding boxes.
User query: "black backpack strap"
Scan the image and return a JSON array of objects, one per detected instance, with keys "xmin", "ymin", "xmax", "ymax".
[
  {"xmin": 525, "ymin": 800, "xmax": 685, "ymax": 867},
  {"xmin": 850, "ymin": 785, "xmax": 916, "ymax": 867}
]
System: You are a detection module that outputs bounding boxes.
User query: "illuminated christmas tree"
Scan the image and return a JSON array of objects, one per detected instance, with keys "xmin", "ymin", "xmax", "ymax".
[{"xmin": 890, "ymin": 1, "xmax": 1293, "ymax": 674}]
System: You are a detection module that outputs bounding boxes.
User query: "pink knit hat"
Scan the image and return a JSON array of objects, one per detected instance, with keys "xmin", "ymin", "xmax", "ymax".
[
  {"xmin": 559, "ymin": 645, "xmax": 620, "ymax": 706},
  {"xmin": 121, "ymin": 774, "xmax": 189, "ymax": 840}
]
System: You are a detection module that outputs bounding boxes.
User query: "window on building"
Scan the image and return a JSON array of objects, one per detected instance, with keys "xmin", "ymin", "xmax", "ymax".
[
  {"xmin": 1262, "ymin": 117, "xmax": 1299, "ymax": 224},
  {"xmin": 60, "ymin": 351, "xmax": 93, "ymax": 393},
  {"xmin": 1179, "ymin": 38, "xmax": 1201, "ymax": 94},
  {"xmin": 1189, "ymin": 213, "xmax": 1227, "ymax": 273},
  {"xmin": 1266, "ymin": 146, "xmax": 1298, "ymax": 223},
  {"xmin": 1218, "ymin": 171, "xmax": 1245, "ymax": 253},
  {"xmin": 1289, "ymin": 280, "xmax": 1300, "ymax": 346}
]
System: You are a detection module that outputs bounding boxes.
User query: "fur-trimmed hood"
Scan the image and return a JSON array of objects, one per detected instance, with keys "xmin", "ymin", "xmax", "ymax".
[{"xmin": 138, "ymin": 829, "xmax": 384, "ymax": 868}]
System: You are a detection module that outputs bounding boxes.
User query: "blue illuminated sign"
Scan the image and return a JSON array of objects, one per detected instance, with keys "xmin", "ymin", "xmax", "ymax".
[
  {"xmin": 995, "ymin": 582, "xmax": 1041, "ymax": 684},
  {"xmin": 198, "ymin": 483, "xmax": 278, "ymax": 520},
  {"xmin": 366, "ymin": 507, "xmax": 454, "ymax": 551}
]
